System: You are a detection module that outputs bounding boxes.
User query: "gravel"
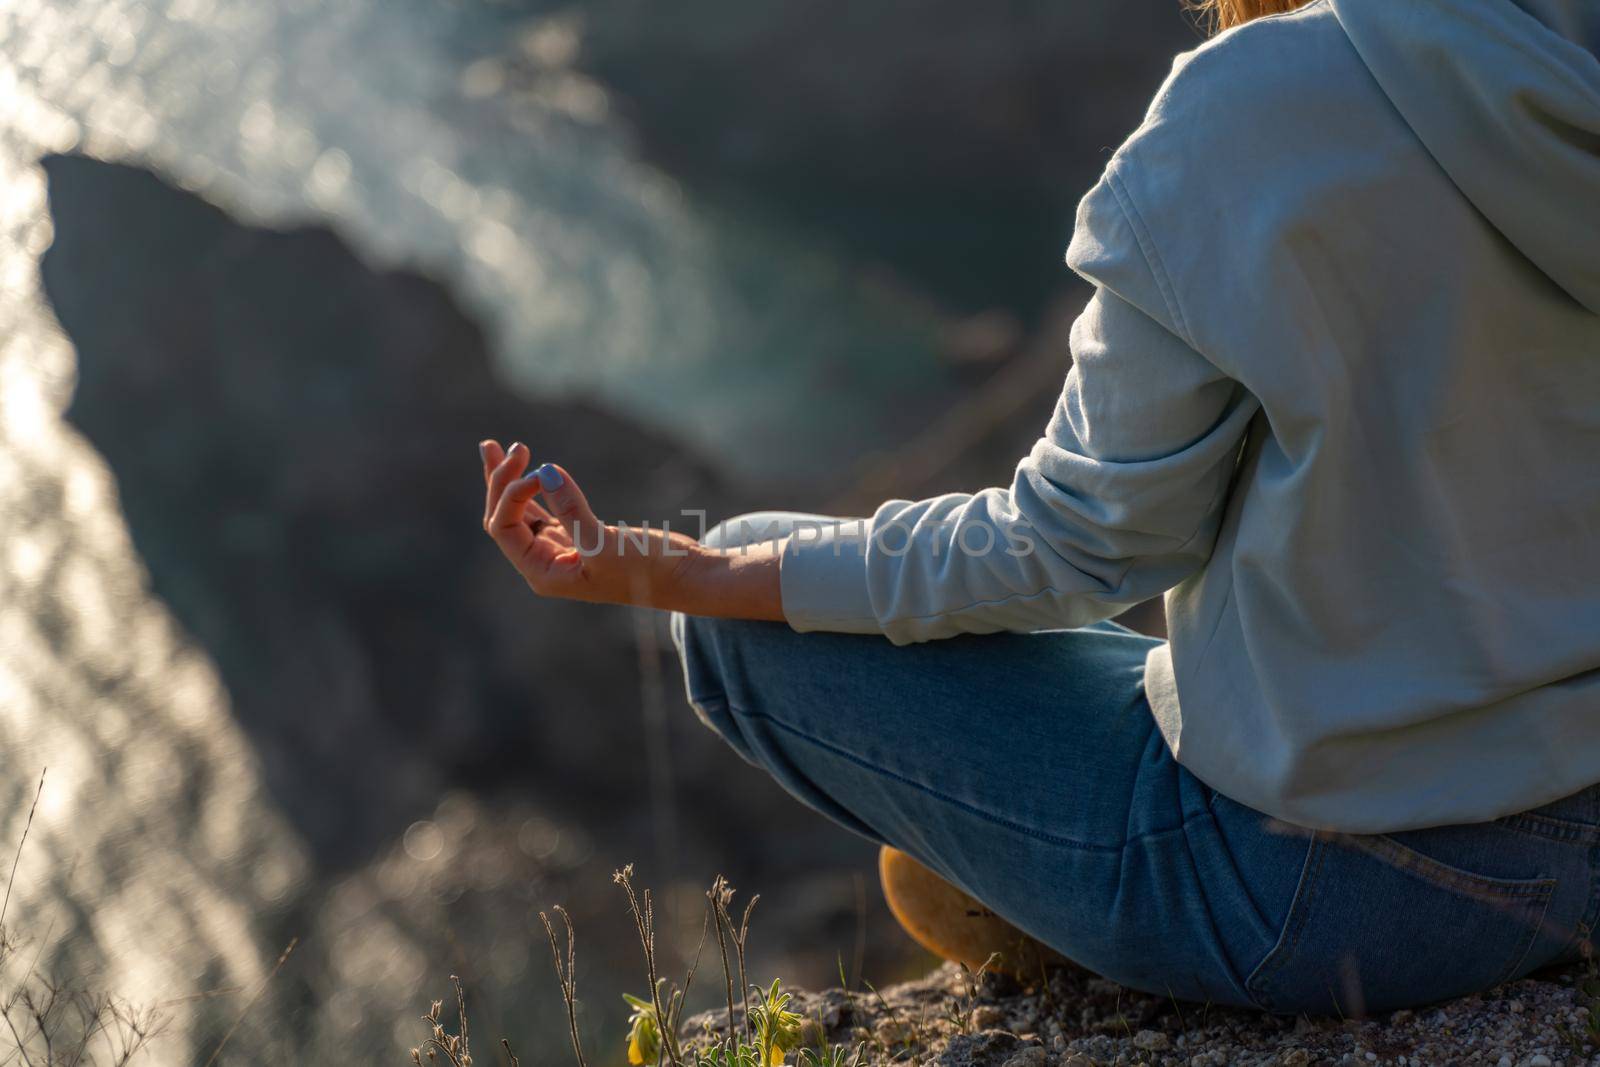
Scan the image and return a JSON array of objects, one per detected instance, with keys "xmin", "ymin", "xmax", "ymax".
[{"xmin": 683, "ymin": 961, "xmax": 1600, "ymax": 1066}]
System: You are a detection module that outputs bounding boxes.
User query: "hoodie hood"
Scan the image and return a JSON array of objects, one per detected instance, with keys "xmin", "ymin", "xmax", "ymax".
[{"xmin": 1330, "ymin": 0, "xmax": 1600, "ymax": 313}]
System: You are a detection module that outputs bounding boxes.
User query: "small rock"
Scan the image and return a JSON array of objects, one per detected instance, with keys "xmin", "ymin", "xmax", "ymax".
[
  {"xmin": 1000, "ymin": 1049, "xmax": 1048, "ymax": 1067},
  {"xmin": 1496, "ymin": 1055, "xmax": 1513, "ymax": 1067},
  {"xmin": 1279, "ymin": 1050, "xmax": 1311, "ymax": 1067},
  {"xmin": 875, "ymin": 1017, "xmax": 911, "ymax": 1045},
  {"xmin": 797, "ymin": 1019, "xmax": 826, "ymax": 1048},
  {"xmin": 970, "ymin": 1004, "xmax": 1007, "ymax": 1030},
  {"xmin": 1133, "ymin": 1029, "xmax": 1171, "ymax": 1052},
  {"xmin": 1529, "ymin": 1055, "xmax": 1552, "ymax": 1067},
  {"xmin": 1510, "ymin": 1000, "xmax": 1525, "ymax": 1014},
  {"xmin": 1062, "ymin": 1056, "xmax": 1096, "ymax": 1067},
  {"xmin": 1389, "ymin": 1008, "xmax": 1415, "ymax": 1025},
  {"xmin": 940, "ymin": 1030, "xmax": 1023, "ymax": 1067}
]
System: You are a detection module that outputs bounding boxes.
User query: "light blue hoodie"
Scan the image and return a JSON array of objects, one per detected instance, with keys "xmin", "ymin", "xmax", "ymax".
[{"xmin": 778, "ymin": 0, "xmax": 1600, "ymax": 833}]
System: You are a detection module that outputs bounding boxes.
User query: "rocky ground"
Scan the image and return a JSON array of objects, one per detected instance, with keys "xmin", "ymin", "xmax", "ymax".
[{"xmin": 685, "ymin": 963, "xmax": 1600, "ymax": 1067}]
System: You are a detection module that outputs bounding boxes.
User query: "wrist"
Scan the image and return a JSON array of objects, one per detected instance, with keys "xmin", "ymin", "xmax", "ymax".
[{"xmin": 669, "ymin": 541, "xmax": 721, "ymax": 613}]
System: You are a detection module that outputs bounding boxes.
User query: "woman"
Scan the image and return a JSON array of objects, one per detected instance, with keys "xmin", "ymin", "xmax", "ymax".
[{"xmin": 479, "ymin": 0, "xmax": 1600, "ymax": 1015}]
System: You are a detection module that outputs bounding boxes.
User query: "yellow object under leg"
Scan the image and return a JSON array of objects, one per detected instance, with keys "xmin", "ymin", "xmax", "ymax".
[{"xmin": 878, "ymin": 846, "xmax": 1071, "ymax": 979}]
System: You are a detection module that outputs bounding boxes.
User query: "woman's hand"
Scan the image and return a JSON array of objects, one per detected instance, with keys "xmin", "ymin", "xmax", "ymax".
[{"xmin": 478, "ymin": 440, "xmax": 785, "ymax": 620}]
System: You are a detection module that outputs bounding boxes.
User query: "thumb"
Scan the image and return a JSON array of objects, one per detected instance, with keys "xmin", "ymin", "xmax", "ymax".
[{"xmin": 532, "ymin": 463, "xmax": 604, "ymax": 550}]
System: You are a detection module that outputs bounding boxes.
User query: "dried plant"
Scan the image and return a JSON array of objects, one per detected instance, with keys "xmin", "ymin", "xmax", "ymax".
[
  {"xmin": 539, "ymin": 907, "xmax": 585, "ymax": 1067},
  {"xmin": 707, "ymin": 877, "xmax": 737, "ymax": 1037},
  {"xmin": 0, "ymin": 769, "xmax": 167, "ymax": 1066},
  {"xmin": 417, "ymin": 863, "xmax": 861, "ymax": 1067},
  {"xmin": 613, "ymin": 865, "xmax": 677, "ymax": 1066},
  {"xmin": 946, "ymin": 952, "xmax": 1000, "ymax": 1034},
  {"xmin": 612, "ymin": 865, "xmax": 710, "ymax": 1067},
  {"xmin": 200, "ymin": 937, "xmax": 297, "ymax": 1067},
  {"xmin": 410, "ymin": 975, "xmax": 518, "ymax": 1067},
  {"xmin": 707, "ymin": 878, "xmax": 759, "ymax": 1040}
]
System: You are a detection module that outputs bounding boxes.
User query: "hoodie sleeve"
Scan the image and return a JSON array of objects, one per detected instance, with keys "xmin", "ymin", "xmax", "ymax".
[{"xmin": 779, "ymin": 165, "xmax": 1260, "ymax": 643}]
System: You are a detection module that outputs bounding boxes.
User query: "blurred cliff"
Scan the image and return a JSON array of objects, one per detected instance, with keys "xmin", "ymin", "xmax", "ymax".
[
  {"xmin": 1, "ymin": 0, "xmax": 1190, "ymax": 1061},
  {"xmin": 570, "ymin": 0, "xmax": 1196, "ymax": 318}
]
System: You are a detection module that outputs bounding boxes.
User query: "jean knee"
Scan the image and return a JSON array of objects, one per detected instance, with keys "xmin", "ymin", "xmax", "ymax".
[
  {"xmin": 670, "ymin": 610, "xmax": 887, "ymax": 845},
  {"xmin": 670, "ymin": 610, "xmax": 762, "ymax": 764}
]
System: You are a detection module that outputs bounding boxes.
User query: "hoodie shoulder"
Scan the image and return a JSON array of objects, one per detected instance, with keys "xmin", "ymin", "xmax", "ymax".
[
  {"xmin": 1114, "ymin": 0, "xmax": 1373, "ymax": 181},
  {"xmin": 1091, "ymin": 0, "xmax": 1435, "ymax": 362}
]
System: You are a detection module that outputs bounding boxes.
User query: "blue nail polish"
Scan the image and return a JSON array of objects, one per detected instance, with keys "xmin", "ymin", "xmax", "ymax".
[{"xmin": 537, "ymin": 463, "xmax": 564, "ymax": 491}]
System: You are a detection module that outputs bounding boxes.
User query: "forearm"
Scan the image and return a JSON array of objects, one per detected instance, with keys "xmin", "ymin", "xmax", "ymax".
[{"xmin": 670, "ymin": 538, "xmax": 786, "ymax": 621}]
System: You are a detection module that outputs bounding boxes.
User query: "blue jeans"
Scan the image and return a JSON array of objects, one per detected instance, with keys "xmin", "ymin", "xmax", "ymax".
[{"xmin": 671, "ymin": 513, "xmax": 1600, "ymax": 1015}]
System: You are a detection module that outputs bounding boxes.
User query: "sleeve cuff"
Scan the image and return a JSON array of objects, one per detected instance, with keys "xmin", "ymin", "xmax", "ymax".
[{"xmin": 779, "ymin": 518, "xmax": 882, "ymax": 634}]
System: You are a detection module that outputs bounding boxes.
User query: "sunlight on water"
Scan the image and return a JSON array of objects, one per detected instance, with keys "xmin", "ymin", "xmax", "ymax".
[{"xmin": 3, "ymin": 0, "xmax": 936, "ymax": 467}]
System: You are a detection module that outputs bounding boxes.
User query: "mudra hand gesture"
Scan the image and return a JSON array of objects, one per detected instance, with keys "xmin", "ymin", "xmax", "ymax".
[{"xmin": 478, "ymin": 440, "xmax": 783, "ymax": 620}]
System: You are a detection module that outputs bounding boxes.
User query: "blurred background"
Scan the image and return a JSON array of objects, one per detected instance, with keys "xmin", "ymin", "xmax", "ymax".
[{"xmin": 0, "ymin": 1, "xmax": 1194, "ymax": 1061}]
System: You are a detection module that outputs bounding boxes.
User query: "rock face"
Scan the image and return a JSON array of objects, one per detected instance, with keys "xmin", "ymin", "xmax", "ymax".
[
  {"xmin": 35, "ymin": 154, "xmax": 925, "ymax": 1061},
  {"xmin": 42, "ymin": 151, "xmax": 742, "ymax": 867}
]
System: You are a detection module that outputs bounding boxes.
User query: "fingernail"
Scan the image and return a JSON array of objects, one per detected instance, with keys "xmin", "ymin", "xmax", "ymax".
[
  {"xmin": 513, "ymin": 471, "xmax": 541, "ymax": 492},
  {"xmin": 509, "ymin": 441, "xmax": 525, "ymax": 458},
  {"xmin": 478, "ymin": 441, "xmax": 490, "ymax": 462},
  {"xmin": 537, "ymin": 463, "xmax": 564, "ymax": 491}
]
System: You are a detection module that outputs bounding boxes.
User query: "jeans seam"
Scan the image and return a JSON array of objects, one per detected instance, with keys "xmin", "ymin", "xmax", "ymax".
[
  {"xmin": 1245, "ymin": 833, "xmax": 1327, "ymax": 1008},
  {"xmin": 1492, "ymin": 884, "xmax": 1556, "ymax": 989},
  {"xmin": 1575, "ymin": 827, "xmax": 1600, "ymax": 962},
  {"xmin": 1500, "ymin": 811, "xmax": 1600, "ymax": 846},
  {"xmin": 734, "ymin": 705, "xmax": 1209, "ymax": 856},
  {"xmin": 1344, "ymin": 834, "xmax": 1559, "ymax": 900},
  {"xmin": 1178, "ymin": 814, "xmax": 1260, "ymax": 1007}
]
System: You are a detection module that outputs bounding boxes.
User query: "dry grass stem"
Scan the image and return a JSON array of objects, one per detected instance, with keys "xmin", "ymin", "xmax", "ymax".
[
  {"xmin": 612, "ymin": 865, "xmax": 682, "ymax": 1067},
  {"xmin": 0, "ymin": 769, "xmax": 46, "ymax": 934},
  {"xmin": 539, "ymin": 906, "xmax": 586, "ymax": 1067},
  {"xmin": 200, "ymin": 936, "xmax": 297, "ymax": 1067},
  {"xmin": 707, "ymin": 876, "xmax": 737, "ymax": 1037}
]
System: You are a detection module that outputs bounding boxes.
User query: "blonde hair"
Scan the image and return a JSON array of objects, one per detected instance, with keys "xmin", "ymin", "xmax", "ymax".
[{"xmin": 1188, "ymin": 0, "xmax": 1317, "ymax": 32}]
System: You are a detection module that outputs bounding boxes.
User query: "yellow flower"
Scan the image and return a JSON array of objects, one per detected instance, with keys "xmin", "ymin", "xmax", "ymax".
[{"xmin": 623, "ymin": 994, "xmax": 661, "ymax": 1066}]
